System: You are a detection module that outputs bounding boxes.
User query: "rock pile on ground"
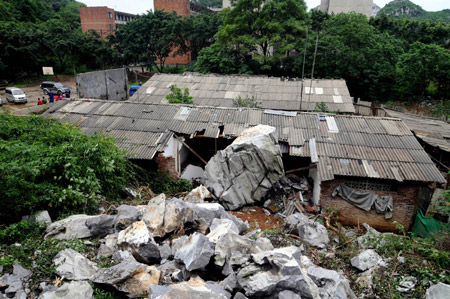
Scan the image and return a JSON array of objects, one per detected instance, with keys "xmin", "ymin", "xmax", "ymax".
[{"xmin": 203, "ymin": 125, "xmax": 284, "ymax": 210}]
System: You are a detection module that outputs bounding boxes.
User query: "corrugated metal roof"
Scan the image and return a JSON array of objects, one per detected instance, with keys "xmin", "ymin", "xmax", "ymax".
[
  {"xmin": 130, "ymin": 73, "xmax": 355, "ymax": 113},
  {"xmin": 43, "ymin": 100, "xmax": 446, "ymax": 183}
]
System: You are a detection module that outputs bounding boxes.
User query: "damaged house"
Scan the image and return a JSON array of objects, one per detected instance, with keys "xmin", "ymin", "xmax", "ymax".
[
  {"xmin": 43, "ymin": 99, "xmax": 446, "ymax": 232},
  {"xmin": 130, "ymin": 73, "xmax": 356, "ymax": 113}
]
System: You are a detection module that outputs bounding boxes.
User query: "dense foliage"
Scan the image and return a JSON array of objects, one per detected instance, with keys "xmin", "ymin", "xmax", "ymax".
[
  {"xmin": 0, "ymin": 0, "xmax": 117, "ymax": 80},
  {"xmin": 165, "ymin": 84, "xmax": 194, "ymax": 104},
  {"xmin": 0, "ymin": 115, "xmax": 130, "ymax": 224}
]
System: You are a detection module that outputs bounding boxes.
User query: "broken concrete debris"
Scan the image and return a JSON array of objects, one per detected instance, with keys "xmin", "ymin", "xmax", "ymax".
[{"xmin": 203, "ymin": 124, "xmax": 284, "ymax": 210}]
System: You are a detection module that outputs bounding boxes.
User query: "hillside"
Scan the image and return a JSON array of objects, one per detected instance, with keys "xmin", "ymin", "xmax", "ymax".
[{"xmin": 377, "ymin": 0, "xmax": 450, "ymax": 22}]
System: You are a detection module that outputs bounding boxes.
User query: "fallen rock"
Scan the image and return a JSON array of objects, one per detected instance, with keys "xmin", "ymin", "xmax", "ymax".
[
  {"xmin": 44, "ymin": 215, "xmax": 95, "ymax": 239},
  {"xmin": 3, "ymin": 263, "xmax": 32, "ymax": 296},
  {"xmin": 38, "ymin": 281, "xmax": 93, "ymax": 299},
  {"xmin": 120, "ymin": 265, "xmax": 161, "ymax": 296},
  {"xmin": 149, "ymin": 280, "xmax": 230, "ymax": 299},
  {"xmin": 214, "ymin": 233, "xmax": 274, "ymax": 268},
  {"xmin": 355, "ymin": 267, "xmax": 376, "ymax": 289},
  {"xmin": 278, "ymin": 290, "xmax": 302, "ymax": 299},
  {"xmin": 97, "ymin": 233, "xmax": 118, "ymax": 258},
  {"xmin": 203, "ymin": 125, "xmax": 284, "ymax": 210},
  {"xmin": 351, "ymin": 249, "xmax": 383, "ymax": 271},
  {"xmin": 185, "ymin": 185, "xmax": 212, "ymax": 203},
  {"xmin": 112, "ymin": 250, "xmax": 135, "ymax": 263},
  {"xmin": 86, "ymin": 214, "xmax": 115, "ymax": 237},
  {"xmin": 286, "ymin": 213, "xmax": 329, "ymax": 247},
  {"xmin": 157, "ymin": 260, "xmax": 188, "ymax": 284},
  {"xmin": 143, "ymin": 196, "xmax": 195, "ymax": 238},
  {"xmin": 396, "ymin": 276, "xmax": 417, "ymax": 292},
  {"xmin": 175, "ymin": 232, "xmax": 215, "ymax": 271},
  {"xmin": 207, "ymin": 218, "xmax": 240, "ymax": 243},
  {"xmin": 93, "ymin": 260, "xmax": 147, "ymax": 285},
  {"xmin": 425, "ymin": 282, "xmax": 450, "ymax": 299},
  {"xmin": 22, "ymin": 210, "xmax": 52, "ymax": 226},
  {"xmin": 357, "ymin": 223, "xmax": 392, "ymax": 249},
  {"xmin": 117, "ymin": 221, "xmax": 160, "ymax": 264},
  {"xmin": 53, "ymin": 249, "xmax": 99, "ymax": 280},
  {"xmin": 115, "ymin": 204, "xmax": 143, "ymax": 230}
]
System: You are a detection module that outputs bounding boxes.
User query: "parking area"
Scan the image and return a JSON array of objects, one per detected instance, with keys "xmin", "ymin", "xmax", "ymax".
[{"xmin": 0, "ymin": 77, "xmax": 78, "ymax": 112}]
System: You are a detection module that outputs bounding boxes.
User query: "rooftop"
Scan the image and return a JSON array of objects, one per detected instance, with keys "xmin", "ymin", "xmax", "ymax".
[
  {"xmin": 43, "ymin": 100, "xmax": 445, "ymax": 184},
  {"xmin": 384, "ymin": 108, "xmax": 450, "ymax": 153},
  {"xmin": 130, "ymin": 73, "xmax": 355, "ymax": 113}
]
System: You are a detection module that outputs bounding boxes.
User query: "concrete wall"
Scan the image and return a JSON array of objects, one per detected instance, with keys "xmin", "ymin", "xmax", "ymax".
[
  {"xmin": 80, "ymin": 6, "xmax": 115, "ymax": 38},
  {"xmin": 320, "ymin": 0, "xmax": 373, "ymax": 18},
  {"xmin": 76, "ymin": 68, "xmax": 128, "ymax": 101}
]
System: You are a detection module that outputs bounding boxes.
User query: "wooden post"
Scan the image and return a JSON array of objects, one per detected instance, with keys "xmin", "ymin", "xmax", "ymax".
[{"xmin": 174, "ymin": 135, "xmax": 207, "ymax": 165}]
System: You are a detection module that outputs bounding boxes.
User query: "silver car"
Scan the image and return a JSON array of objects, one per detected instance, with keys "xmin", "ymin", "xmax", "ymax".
[{"xmin": 5, "ymin": 87, "xmax": 27, "ymax": 104}]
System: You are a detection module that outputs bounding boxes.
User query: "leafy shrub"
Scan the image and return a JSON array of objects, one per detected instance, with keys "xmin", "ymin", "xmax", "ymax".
[
  {"xmin": 0, "ymin": 221, "xmax": 44, "ymax": 245},
  {"xmin": 165, "ymin": 84, "xmax": 194, "ymax": 104},
  {"xmin": 149, "ymin": 170, "xmax": 192, "ymax": 195},
  {"xmin": 0, "ymin": 115, "xmax": 131, "ymax": 223}
]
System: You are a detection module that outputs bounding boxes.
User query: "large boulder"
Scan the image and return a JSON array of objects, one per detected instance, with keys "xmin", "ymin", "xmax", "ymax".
[
  {"xmin": 203, "ymin": 125, "xmax": 284, "ymax": 210},
  {"xmin": 286, "ymin": 213, "xmax": 329, "ymax": 248},
  {"xmin": 44, "ymin": 215, "xmax": 95, "ymax": 239},
  {"xmin": 143, "ymin": 196, "xmax": 195, "ymax": 238},
  {"xmin": 38, "ymin": 281, "xmax": 94, "ymax": 299},
  {"xmin": 174, "ymin": 232, "xmax": 215, "ymax": 271},
  {"xmin": 53, "ymin": 249, "xmax": 99, "ymax": 280},
  {"xmin": 115, "ymin": 204, "xmax": 143, "ymax": 230},
  {"xmin": 117, "ymin": 221, "xmax": 161, "ymax": 264},
  {"xmin": 426, "ymin": 283, "xmax": 450, "ymax": 299},
  {"xmin": 86, "ymin": 214, "xmax": 115, "ymax": 238}
]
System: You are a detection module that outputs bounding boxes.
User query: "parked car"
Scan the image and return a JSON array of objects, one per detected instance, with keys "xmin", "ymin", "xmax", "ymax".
[
  {"xmin": 40, "ymin": 81, "xmax": 71, "ymax": 96},
  {"xmin": 5, "ymin": 87, "xmax": 27, "ymax": 104},
  {"xmin": 129, "ymin": 85, "xmax": 141, "ymax": 97}
]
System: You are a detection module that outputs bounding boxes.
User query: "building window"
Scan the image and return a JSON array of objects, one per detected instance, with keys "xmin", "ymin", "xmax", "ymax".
[
  {"xmin": 110, "ymin": 24, "xmax": 114, "ymax": 32},
  {"xmin": 344, "ymin": 179, "xmax": 398, "ymax": 192},
  {"xmin": 108, "ymin": 12, "xmax": 112, "ymax": 19}
]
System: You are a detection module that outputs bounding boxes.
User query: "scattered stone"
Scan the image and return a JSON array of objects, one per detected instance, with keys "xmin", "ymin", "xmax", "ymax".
[
  {"xmin": 214, "ymin": 233, "xmax": 273, "ymax": 268},
  {"xmin": 97, "ymin": 233, "xmax": 118, "ymax": 258},
  {"xmin": 286, "ymin": 213, "xmax": 329, "ymax": 247},
  {"xmin": 53, "ymin": 249, "xmax": 99, "ymax": 280},
  {"xmin": 203, "ymin": 125, "xmax": 284, "ymax": 210},
  {"xmin": 112, "ymin": 250, "xmax": 135, "ymax": 263},
  {"xmin": 3, "ymin": 263, "xmax": 32, "ymax": 296},
  {"xmin": 425, "ymin": 282, "xmax": 450, "ymax": 299},
  {"xmin": 158, "ymin": 242, "xmax": 172, "ymax": 262},
  {"xmin": 220, "ymin": 273, "xmax": 237, "ymax": 293},
  {"xmin": 85, "ymin": 214, "xmax": 115, "ymax": 238},
  {"xmin": 351, "ymin": 249, "xmax": 383, "ymax": 271},
  {"xmin": 123, "ymin": 187, "xmax": 140, "ymax": 199},
  {"xmin": 44, "ymin": 215, "xmax": 95, "ymax": 239},
  {"xmin": 357, "ymin": 223, "xmax": 393, "ymax": 249},
  {"xmin": 207, "ymin": 219, "xmax": 239, "ymax": 243},
  {"xmin": 93, "ymin": 260, "xmax": 146, "ymax": 285},
  {"xmin": 115, "ymin": 204, "xmax": 142, "ymax": 230},
  {"xmin": 398, "ymin": 256, "xmax": 405, "ymax": 264},
  {"xmin": 355, "ymin": 268, "xmax": 376, "ymax": 289},
  {"xmin": 120, "ymin": 265, "xmax": 161, "ymax": 295},
  {"xmin": 38, "ymin": 281, "xmax": 93, "ymax": 299},
  {"xmin": 263, "ymin": 200, "xmax": 272, "ymax": 208},
  {"xmin": 149, "ymin": 281, "xmax": 230, "ymax": 299},
  {"xmin": 185, "ymin": 185, "xmax": 212, "ymax": 203},
  {"xmin": 117, "ymin": 221, "xmax": 160, "ymax": 264},
  {"xmin": 143, "ymin": 196, "xmax": 195, "ymax": 238},
  {"xmin": 396, "ymin": 276, "xmax": 417, "ymax": 292},
  {"xmin": 175, "ymin": 232, "xmax": 215, "ymax": 271},
  {"xmin": 22, "ymin": 211, "xmax": 52, "ymax": 226},
  {"xmin": 233, "ymin": 292, "xmax": 248, "ymax": 299},
  {"xmin": 278, "ymin": 290, "xmax": 302, "ymax": 299}
]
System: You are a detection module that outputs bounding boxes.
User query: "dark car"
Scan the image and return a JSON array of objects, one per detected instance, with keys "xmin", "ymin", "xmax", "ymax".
[{"xmin": 40, "ymin": 81, "xmax": 71, "ymax": 96}]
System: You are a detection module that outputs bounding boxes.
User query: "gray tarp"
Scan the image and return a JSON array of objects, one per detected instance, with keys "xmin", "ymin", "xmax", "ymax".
[{"xmin": 332, "ymin": 184, "xmax": 393, "ymax": 219}]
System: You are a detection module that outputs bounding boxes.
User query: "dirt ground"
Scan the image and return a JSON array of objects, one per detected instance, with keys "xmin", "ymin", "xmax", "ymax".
[
  {"xmin": 0, "ymin": 77, "xmax": 78, "ymax": 112},
  {"xmin": 231, "ymin": 206, "xmax": 284, "ymax": 231}
]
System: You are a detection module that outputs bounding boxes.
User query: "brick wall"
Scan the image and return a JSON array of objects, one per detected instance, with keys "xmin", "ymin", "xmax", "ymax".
[
  {"xmin": 320, "ymin": 177, "xmax": 420, "ymax": 231},
  {"xmin": 156, "ymin": 153, "xmax": 179, "ymax": 180},
  {"xmin": 80, "ymin": 7, "xmax": 115, "ymax": 39},
  {"xmin": 154, "ymin": 0, "xmax": 191, "ymax": 65}
]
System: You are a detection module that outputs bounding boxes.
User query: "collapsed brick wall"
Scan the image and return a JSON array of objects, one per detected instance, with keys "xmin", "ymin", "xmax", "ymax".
[
  {"xmin": 320, "ymin": 177, "xmax": 420, "ymax": 231},
  {"xmin": 156, "ymin": 153, "xmax": 179, "ymax": 180}
]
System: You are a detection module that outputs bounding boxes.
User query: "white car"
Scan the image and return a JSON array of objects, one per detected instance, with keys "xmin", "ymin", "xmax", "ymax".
[{"xmin": 5, "ymin": 87, "xmax": 27, "ymax": 104}]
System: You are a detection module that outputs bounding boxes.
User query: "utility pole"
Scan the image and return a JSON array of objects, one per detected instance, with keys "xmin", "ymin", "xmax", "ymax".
[
  {"xmin": 308, "ymin": 32, "xmax": 320, "ymax": 111},
  {"xmin": 300, "ymin": 25, "xmax": 309, "ymax": 111}
]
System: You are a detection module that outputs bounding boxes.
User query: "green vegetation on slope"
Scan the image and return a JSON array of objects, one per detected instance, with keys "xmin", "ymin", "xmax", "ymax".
[
  {"xmin": 378, "ymin": 0, "xmax": 450, "ymax": 23},
  {"xmin": 0, "ymin": 114, "xmax": 131, "ymax": 224}
]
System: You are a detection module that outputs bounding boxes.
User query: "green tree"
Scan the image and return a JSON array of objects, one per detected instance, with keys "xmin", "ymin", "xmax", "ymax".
[
  {"xmin": 194, "ymin": 43, "xmax": 254, "ymax": 74},
  {"xmin": 114, "ymin": 10, "xmax": 183, "ymax": 72},
  {"xmin": 165, "ymin": 84, "xmax": 194, "ymax": 104},
  {"xmin": 179, "ymin": 12, "xmax": 223, "ymax": 61},
  {"xmin": 216, "ymin": 0, "xmax": 308, "ymax": 72},
  {"xmin": 396, "ymin": 42, "xmax": 450, "ymax": 100}
]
